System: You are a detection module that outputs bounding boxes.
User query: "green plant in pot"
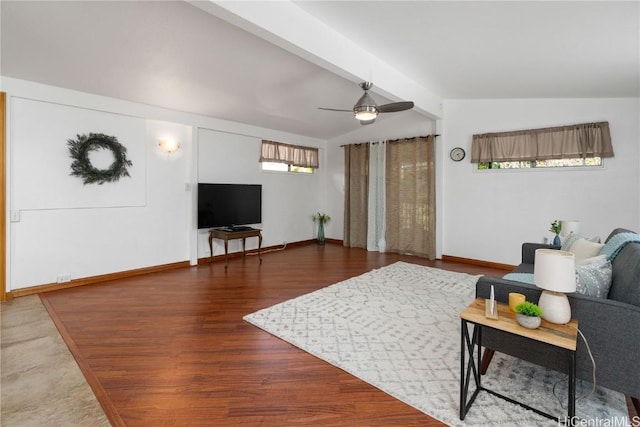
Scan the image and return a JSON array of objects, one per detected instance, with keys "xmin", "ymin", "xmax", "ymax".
[{"xmin": 515, "ymin": 301, "xmax": 543, "ymax": 329}]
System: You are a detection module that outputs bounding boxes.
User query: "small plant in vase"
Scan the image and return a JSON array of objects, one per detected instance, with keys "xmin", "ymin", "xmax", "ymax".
[
  {"xmin": 515, "ymin": 301, "xmax": 543, "ymax": 329},
  {"xmin": 312, "ymin": 213, "xmax": 330, "ymax": 245},
  {"xmin": 549, "ymin": 220, "xmax": 562, "ymax": 246}
]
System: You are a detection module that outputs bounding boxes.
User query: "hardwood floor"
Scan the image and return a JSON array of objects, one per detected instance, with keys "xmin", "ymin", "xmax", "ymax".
[{"xmin": 40, "ymin": 244, "xmax": 509, "ymax": 426}]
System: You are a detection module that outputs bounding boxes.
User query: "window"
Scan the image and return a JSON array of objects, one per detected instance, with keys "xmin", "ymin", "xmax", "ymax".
[
  {"xmin": 261, "ymin": 162, "xmax": 313, "ymax": 173},
  {"xmin": 259, "ymin": 140, "xmax": 319, "ymax": 174},
  {"xmin": 479, "ymin": 157, "xmax": 603, "ymax": 170},
  {"xmin": 472, "ymin": 122, "xmax": 613, "ymax": 170}
]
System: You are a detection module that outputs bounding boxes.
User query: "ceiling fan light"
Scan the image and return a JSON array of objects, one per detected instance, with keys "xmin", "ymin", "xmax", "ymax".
[
  {"xmin": 353, "ymin": 90, "xmax": 378, "ymax": 120},
  {"xmin": 354, "ymin": 105, "xmax": 377, "ymax": 121}
]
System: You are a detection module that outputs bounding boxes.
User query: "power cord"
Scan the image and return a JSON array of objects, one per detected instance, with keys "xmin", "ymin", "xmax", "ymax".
[
  {"xmin": 246, "ymin": 242, "xmax": 287, "ymax": 255},
  {"xmin": 553, "ymin": 326, "xmax": 597, "ymax": 408}
]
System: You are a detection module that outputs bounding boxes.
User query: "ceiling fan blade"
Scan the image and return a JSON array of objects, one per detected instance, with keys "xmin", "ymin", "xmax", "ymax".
[
  {"xmin": 317, "ymin": 107, "xmax": 352, "ymax": 112},
  {"xmin": 360, "ymin": 119, "xmax": 375, "ymax": 126},
  {"xmin": 377, "ymin": 101, "xmax": 414, "ymax": 113}
]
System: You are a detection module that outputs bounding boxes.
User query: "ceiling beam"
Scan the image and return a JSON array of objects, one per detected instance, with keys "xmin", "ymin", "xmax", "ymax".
[{"xmin": 188, "ymin": 0, "xmax": 443, "ymax": 119}]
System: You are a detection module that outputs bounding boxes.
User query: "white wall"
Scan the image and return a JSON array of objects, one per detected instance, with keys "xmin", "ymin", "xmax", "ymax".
[
  {"xmin": 6, "ymin": 77, "xmax": 636, "ymax": 289},
  {"xmin": 3, "ymin": 77, "xmax": 325, "ymax": 290},
  {"xmin": 442, "ymin": 98, "xmax": 640, "ymax": 266},
  {"xmin": 195, "ymin": 129, "xmax": 326, "ymax": 258},
  {"xmin": 6, "ymin": 90, "xmax": 195, "ymax": 289}
]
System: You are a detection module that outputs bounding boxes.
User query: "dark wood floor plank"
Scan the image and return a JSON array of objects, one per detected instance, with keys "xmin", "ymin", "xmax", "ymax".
[{"xmin": 41, "ymin": 244, "xmax": 507, "ymax": 426}]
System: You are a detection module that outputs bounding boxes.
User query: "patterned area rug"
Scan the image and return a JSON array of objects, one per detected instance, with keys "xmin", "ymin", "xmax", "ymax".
[{"xmin": 244, "ymin": 261, "xmax": 628, "ymax": 426}]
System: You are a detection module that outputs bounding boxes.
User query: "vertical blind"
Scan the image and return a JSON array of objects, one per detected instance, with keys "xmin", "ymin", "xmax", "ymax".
[
  {"xmin": 260, "ymin": 140, "xmax": 319, "ymax": 168},
  {"xmin": 471, "ymin": 121, "xmax": 614, "ymax": 163}
]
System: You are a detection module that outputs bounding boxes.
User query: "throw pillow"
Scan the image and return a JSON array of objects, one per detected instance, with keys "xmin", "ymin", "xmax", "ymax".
[
  {"xmin": 569, "ymin": 238, "xmax": 605, "ymax": 263},
  {"xmin": 575, "ymin": 256, "xmax": 613, "ymax": 298},
  {"xmin": 561, "ymin": 232, "xmax": 601, "ymax": 252},
  {"xmin": 561, "ymin": 232, "xmax": 580, "ymax": 251},
  {"xmin": 576, "ymin": 254, "xmax": 608, "ymax": 266}
]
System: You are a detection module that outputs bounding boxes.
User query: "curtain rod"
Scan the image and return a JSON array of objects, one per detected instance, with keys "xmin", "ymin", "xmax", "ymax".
[{"xmin": 340, "ymin": 134, "xmax": 440, "ymax": 147}]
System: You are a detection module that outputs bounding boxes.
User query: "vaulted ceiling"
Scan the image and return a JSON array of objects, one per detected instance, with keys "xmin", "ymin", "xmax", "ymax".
[{"xmin": 2, "ymin": 1, "xmax": 638, "ymax": 141}]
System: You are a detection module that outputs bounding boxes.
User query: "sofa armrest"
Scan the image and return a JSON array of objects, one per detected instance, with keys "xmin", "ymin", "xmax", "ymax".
[
  {"xmin": 521, "ymin": 242, "xmax": 560, "ymax": 264},
  {"xmin": 476, "ymin": 276, "xmax": 640, "ymax": 399},
  {"xmin": 477, "ymin": 276, "xmax": 541, "ymax": 302}
]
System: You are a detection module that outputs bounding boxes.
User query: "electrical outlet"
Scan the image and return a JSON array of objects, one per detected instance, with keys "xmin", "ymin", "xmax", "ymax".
[{"xmin": 56, "ymin": 274, "xmax": 71, "ymax": 283}]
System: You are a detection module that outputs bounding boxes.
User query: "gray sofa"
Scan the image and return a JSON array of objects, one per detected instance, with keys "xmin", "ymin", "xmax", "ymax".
[{"xmin": 476, "ymin": 228, "xmax": 640, "ymax": 409}]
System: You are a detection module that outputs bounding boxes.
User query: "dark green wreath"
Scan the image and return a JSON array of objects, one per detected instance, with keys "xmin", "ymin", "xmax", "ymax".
[{"xmin": 67, "ymin": 133, "xmax": 133, "ymax": 185}]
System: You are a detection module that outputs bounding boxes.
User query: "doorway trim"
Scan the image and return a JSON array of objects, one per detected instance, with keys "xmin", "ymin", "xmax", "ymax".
[{"xmin": 1, "ymin": 92, "xmax": 7, "ymax": 301}]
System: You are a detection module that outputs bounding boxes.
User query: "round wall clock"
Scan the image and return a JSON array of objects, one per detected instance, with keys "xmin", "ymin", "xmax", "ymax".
[{"xmin": 450, "ymin": 147, "xmax": 466, "ymax": 162}]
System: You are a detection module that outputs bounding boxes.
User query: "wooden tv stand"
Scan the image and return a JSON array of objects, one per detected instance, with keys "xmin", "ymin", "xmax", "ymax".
[{"xmin": 208, "ymin": 228, "xmax": 262, "ymax": 269}]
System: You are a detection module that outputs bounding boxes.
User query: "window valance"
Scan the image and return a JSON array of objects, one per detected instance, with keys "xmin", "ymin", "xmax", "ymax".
[
  {"xmin": 471, "ymin": 122, "xmax": 614, "ymax": 163},
  {"xmin": 260, "ymin": 140, "xmax": 319, "ymax": 169}
]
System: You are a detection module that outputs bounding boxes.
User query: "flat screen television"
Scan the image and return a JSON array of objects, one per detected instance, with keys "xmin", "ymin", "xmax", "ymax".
[{"xmin": 197, "ymin": 183, "xmax": 262, "ymax": 229}]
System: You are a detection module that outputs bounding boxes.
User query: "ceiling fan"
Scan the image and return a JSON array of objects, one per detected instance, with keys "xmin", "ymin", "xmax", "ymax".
[{"xmin": 318, "ymin": 82, "xmax": 414, "ymax": 125}]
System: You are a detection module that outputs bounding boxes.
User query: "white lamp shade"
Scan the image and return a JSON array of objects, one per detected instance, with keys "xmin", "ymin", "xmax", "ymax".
[
  {"xmin": 560, "ymin": 220, "xmax": 580, "ymax": 237},
  {"xmin": 534, "ymin": 249, "xmax": 576, "ymax": 293}
]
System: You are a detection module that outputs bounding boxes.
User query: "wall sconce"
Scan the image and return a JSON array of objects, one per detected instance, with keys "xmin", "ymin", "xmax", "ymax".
[{"xmin": 158, "ymin": 138, "xmax": 181, "ymax": 153}]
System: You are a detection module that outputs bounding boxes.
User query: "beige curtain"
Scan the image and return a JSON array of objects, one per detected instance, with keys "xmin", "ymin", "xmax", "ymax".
[
  {"xmin": 385, "ymin": 136, "xmax": 436, "ymax": 259},
  {"xmin": 471, "ymin": 121, "xmax": 613, "ymax": 163},
  {"xmin": 260, "ymin": 140, "xmax": 319, "ymax": 168},
  {"xmin": 343, "ymin": 144, "xmax": 369, "ymax": 248}
]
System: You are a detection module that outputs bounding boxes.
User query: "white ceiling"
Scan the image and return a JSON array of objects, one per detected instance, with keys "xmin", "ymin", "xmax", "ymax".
[
  {"xmin": 296, "ymin": 1, "xmax": 640, "ymax": 99},
  {"xmin": 2, "ymin": 1, "xmax": 638, "ymax": 141}
]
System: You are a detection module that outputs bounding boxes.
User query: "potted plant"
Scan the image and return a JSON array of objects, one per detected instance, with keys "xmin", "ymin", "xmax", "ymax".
[
  {"xmin": 515, "ymin": 301, "xmax": 543, "ymax": 329},
  {"xmin": 549, "ymin": 220, "xmax": 562, "ymax": 246},
  {"xmin": 312, "ymin": 213, "xmax": 330, "ymax": 245}
]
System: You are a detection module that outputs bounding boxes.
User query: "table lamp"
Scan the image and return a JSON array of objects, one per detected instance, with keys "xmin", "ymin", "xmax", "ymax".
[
  {"xmin": 560, "ymin": 220, "xmax": 580, "ymax": 240},
  {"xmin": 534, "ymin": 249, "xmax": 576, "ymax": 324}
]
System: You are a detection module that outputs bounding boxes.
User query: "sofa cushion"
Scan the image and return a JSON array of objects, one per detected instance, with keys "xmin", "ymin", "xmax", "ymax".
[
  {"xmin": 607, "ymin": 242, "xmax": 640, "ymax": 306},
  {"xmin": 569, "ymin": 238, "xmax": 605, "ymax": 263},
  {"xmin": 561, "ymin": 232, "xmax": 600, "ymax": 252},
  {"xmin": 575, "ymin": 255, "xmax": 612, "ymax": 298},
  {"xmin": 561, "ymin": 233, "xmax": 579, "ymax": 251}
]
